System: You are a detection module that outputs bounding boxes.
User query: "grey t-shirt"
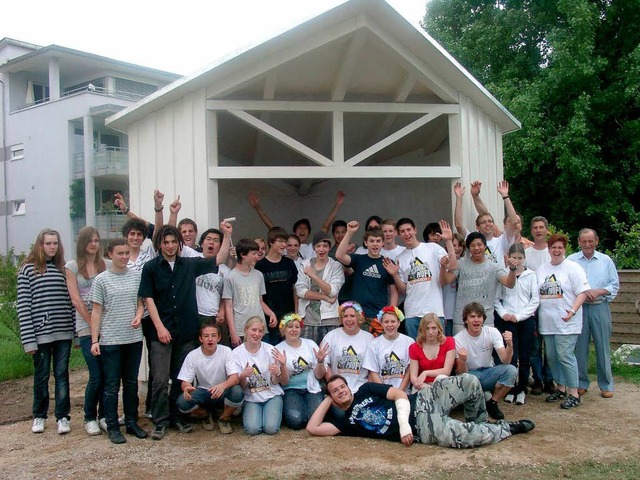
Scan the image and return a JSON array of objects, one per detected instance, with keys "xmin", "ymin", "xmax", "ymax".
[
  {"xmin": 64, "ymin": 259, "xmax": 111, "ymax": 336},
  {"xmin": 453, "ymin": 258, "xmax": 505, "ymax": 326},
  {"xmin": 222, "ymin": 268, "xmax": 267, "ymax": 336}
]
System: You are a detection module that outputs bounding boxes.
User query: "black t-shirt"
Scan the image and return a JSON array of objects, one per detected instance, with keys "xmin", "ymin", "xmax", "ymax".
[
  {"xmin": 326, "ymin": 382, "xmax": 417, "ymax": 442},
  {"xmin": 255, "ymin": 256, "xmax": 298, "ymax": 322}
]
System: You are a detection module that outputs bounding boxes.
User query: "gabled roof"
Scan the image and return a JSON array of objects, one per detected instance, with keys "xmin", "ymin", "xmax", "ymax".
[{"xmin": 107, "ymin": 0, "xmax": 519, "ymax": 133}]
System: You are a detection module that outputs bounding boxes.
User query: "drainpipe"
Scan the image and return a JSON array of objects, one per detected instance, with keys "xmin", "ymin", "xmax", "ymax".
[{"xmin": 0, "ymin": 79, "xmax": 8, "ymax": 255}]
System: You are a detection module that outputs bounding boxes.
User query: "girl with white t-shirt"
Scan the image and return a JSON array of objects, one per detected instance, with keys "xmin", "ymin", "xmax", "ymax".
[
  {"xmin": 232, "ymin": 317, "xmax": 286, "ymax": 435},
  {"xmin": 276, "ymin": 313, "xmax": 328, "ymax": 430},
  {"xmin": 363, "ymin": 306, "xmax": 413, "ymax": 392}
]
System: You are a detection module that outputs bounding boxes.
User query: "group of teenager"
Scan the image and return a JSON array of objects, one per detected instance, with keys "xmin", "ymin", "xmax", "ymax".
[{"xmin": 17, "ymin": 180, "xmax": 619, "ymax": 449}]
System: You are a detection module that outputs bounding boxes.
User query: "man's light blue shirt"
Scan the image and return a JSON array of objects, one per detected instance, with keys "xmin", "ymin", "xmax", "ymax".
[{"xmin": 567, "ymin": 250, "xmax": 619, "ymax": 303}]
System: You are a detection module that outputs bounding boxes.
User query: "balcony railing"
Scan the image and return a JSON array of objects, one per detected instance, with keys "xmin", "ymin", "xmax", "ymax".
[
  {"xmin": 15, "ymin": 85, "xmax": 147, "ymax": 111},
  {"xmin": 72, "ymin": 147, "xmax": 129, "ymax": 177},
  {"xmin": 72, "ymin": 213, "xmax": 126, "ymax": 240}
]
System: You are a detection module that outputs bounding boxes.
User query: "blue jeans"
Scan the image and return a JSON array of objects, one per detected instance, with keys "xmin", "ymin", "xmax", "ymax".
[
  {"xmin": 543, "ymin": 334, "xmax": 579, "ymax": 388},
  {"xmin": 243, "ymin": 395, "xmax": 283, "ymax": 435},
  {"xmin": 282, "ymin": 389, "xmax": 323, "ymax": 430},
  {"xmin": 576, "ymin": 303, "xmax": 614, "ymax": 391},
  {"xmin": 100, "ymin": 342, "xmax": 143, "ymax": 431},
  {"xmin": 468, "ymin": 364, "xmax": 517, "ymax": 392},
  {"xmin": 494, "ymin": 315, "xmax": 535, "ymax": 394},
  {"xmin": 177, "ymin": 385, "xmax": 244, "ymax": 413},
  {"xmin": 405, "ymin": 316, "xmax": 446, "ymax": 341},
  {"xmin": 530, "ymin": 314, "xmax": 553, "ymax": 383},
  {"xmin": 149, "ymin": 338, "xmax": 199, "ymax": 427},
  {"xmin": 78, "ymin": 336, "xmax": 104, "ymax": 421},
  {"xmin": 32, "ymin": 339, "xmax": 72, "ymax": 420}
]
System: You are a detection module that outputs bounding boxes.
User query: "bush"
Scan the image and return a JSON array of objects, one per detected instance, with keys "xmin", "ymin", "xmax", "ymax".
[
  {"xmin": 606, "ymin": 217, "xmax": 640, "ymax": 269},
  {"xmin": 0, "ymin": 249, "xmax": 23, "ymax": 337}
]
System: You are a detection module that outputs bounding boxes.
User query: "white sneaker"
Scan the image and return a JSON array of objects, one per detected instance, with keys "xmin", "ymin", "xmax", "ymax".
[
  {"xmin": 504, "ymin": 393, "xmax": 515, "ymax": 403},
  {"xmin": 516, "ymin": 391, "xmax": 527, "ymax": 405},
  {"xmin": 32, "ymin": 418, "xmax": 45, "ymax": 434},
  {"xmin": 99, "ymin": 418, "xmax": 108, "ymax": 432},
  {"xmin": 57, "ymin": 418, "xmax": 71, "ymax": 435},
  {"xmin": 201, "ymin": 414, "xmax": 215, "ymax": 431},
  {"xmin": 85, "ymin": 420, "xmax": 101, "ymax": 436}
]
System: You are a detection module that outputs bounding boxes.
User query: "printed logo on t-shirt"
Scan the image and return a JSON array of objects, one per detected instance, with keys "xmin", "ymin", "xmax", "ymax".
[
  {"xmin": 349, "ymin": 397, "xmax": 392, "ymax": 434},
  {"xmin": 380, "ymin": 351, "xmax": 407, "ymax": 380},
  {"xmin": 362, "ymin": 264, "xmax": 382, "ymax": 279},
  {"xmin": 195, "ymin": 274, "xmax": 223, "ymax": 294},
  {"xmin": 484, "ymin": 247, "xmax": 497, "ymax": 264},
  {"xmin": 540, "ymin": 274, "xmax": 563, "ymax": 299},
  {"xmin": 291, "ymin": 356, "xmax": 312, "ymax": 377},
  {"xmin": 247, "ymin": 364, "xmax": 270, "ymax": 393},
  {"xmin": 337, "ymin": 345, "xmax": 363, "ymax": 374},
  {"xmin": 407, "ymin": 257, "xmax": 432, "ymax": 284}
]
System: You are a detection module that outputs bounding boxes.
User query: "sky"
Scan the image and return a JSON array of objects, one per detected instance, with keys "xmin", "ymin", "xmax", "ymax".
[{"xmin": 1, "ymin": 0, "xmax": 428, "ymax": 75}]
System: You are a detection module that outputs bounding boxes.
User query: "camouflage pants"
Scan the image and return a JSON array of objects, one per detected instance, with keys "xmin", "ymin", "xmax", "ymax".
[{"xmin": 414, "ymin": 373, "xmax": 511, "ymax": 448}]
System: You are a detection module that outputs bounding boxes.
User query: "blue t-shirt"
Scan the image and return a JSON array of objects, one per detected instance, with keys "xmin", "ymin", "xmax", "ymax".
[{"xmin": 347, "ymin": 254, "xmax": 394, "ymax": 318}]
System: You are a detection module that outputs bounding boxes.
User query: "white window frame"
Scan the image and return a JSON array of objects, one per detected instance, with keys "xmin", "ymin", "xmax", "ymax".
[{"xmin": 10, "ymin": 144, "xmax": 24, "ymax": 161}]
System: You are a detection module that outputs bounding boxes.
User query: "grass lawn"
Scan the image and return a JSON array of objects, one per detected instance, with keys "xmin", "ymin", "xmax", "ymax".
[{"xmin": 0, "ymin": 321, "xmax": 85, "ymax": 382}]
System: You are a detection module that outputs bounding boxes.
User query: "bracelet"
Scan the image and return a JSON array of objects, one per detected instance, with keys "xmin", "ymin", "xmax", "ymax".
[
  {"xmin": 154, "ymin": 205, "xmax": 164, "ymax": 212},
  {"xmin": 92, "ymin": 341, "xmax": 99, "ymax": 345},
  {"xmin": 502, "ymin": 196, "xmax": 509, "ymax": 200},
  {"xmin": 122, "ymin": 207, "xmax": 129, "ymax": 214},
  {"xmin": 509, "ymin": 266, "xmax": 517, "ymax": 271}
]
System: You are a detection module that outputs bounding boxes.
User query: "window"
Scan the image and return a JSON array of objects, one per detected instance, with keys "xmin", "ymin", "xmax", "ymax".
[
  {"xmin": 10, "ymin": 144, "xmax": 24, "ymax": 161},
  {"xmin": 33, "ymin": 84, "xmax": 49, "ymax": 103},
  {"xmin": 13, "ymin": 200, "xmax": 26, "ymax": 216}
]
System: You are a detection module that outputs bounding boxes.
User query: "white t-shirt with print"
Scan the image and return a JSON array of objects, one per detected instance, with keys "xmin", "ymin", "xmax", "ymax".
[
  {"xmin": 231, "ymin": 342, "xmax": 284, "ymax": 403},
  {"xmin": 536, "ymin": 260, "xmax": 590, "ymax": 335},
  {"xmin": 276, "ymin": 338, "xmax": 322, "ymax": 393},
  {"xmin": 396, "ymin": 242, "xmax": 448, "ymax": 318},
  {"xmin": 321, "ymin": 328, "xmax": 373, "ymax": 393},
  {"xmin": 362, "ymin": 333, "xmax": 413, "ymax": 390}
]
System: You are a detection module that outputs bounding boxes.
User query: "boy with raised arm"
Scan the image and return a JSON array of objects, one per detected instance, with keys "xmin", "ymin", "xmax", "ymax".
[{"xmin": 335, "ymin": 221, "xmax": 398, "ymax": 336}]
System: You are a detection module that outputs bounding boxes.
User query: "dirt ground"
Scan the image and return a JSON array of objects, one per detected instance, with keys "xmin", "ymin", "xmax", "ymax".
[{"xmin": 1, "ymin": 369, "xmax": 639, "ymax": 480}]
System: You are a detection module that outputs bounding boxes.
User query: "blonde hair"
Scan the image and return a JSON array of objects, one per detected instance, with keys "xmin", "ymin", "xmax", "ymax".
[
  {"xmin": 416, "ymin": 313, "xmax": 445, "ymax": 346},
  {"xmin": 243, "ymin": 316, "xmax": 266, "ymax": 335}
]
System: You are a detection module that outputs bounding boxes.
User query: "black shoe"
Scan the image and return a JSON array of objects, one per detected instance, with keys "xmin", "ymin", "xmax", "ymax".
[
  {"xmin": 126, "ymin": 424, "xmax": 148, "ymax": 439},
  {"xmin": 507, "ymin": 419, "xmax": 535, "ymax": 435},
  {"xmin": 108, "ymin": 429, "xmax": 127, "ymax": 444},
  {"xmin": 151, "ymin": 425, "xmax": 167, "ymax": 441},
  {"xmin": 486, "ymin": 399, "xmax": 504, "ymax": 420},
  {"xmin": 560, "ymin": 394, "xmax": 581, "ymax": 409},
  {"xmin": 545, "ymin": 389, "xmax": 567, "ymax": 403},
  {"xmin": 543, "ymin": 381, "xmax": 556, "ymax": 394},
  {"xmin": 530, "ymin": 380, "xmax": 543, "ymax": 396},
  {"xmin": 172, "ymin": 420, "xmax": 193, "ymax": 434}
]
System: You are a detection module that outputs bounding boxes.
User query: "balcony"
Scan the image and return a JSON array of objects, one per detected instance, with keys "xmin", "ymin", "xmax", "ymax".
[
  {"xmin": 15, "ymin": 85, "xmax": 147, "ymax": 112},
  {"xmin": 72, "ymin": 147, "xmax": 129, "ymax": 179},
  {"xmin": 95, "ymin": 212, "xmax": 127, "ymax": 240}
]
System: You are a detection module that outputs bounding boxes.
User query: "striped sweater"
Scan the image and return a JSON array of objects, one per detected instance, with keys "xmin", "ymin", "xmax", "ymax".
[{"xmin": 17, "ymin": 261, "xmax": 74, "ymax": 352}]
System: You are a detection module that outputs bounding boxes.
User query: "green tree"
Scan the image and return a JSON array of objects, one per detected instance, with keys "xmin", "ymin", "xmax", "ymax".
[{"xmin": 423, "ymin": 0, "xmax": 640, "ymax": 248}]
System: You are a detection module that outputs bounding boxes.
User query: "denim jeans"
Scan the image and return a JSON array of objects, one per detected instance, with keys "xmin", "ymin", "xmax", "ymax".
[
  {"xmin": 576, "ymin": 303, "xmax": 614, "ymax": 391},
  {"xmin": 243, "ymin": 395, "xmax": 283, "ymax": 435},
  {"xmin": 468, "ymin": 364, "xmax": 517, "ymax": 392},
  {"xmin": 149, "ymin": 337, "xmax": 199, "ymax": 427},
  {"xmin": 100, "ymin": 341, "xmax": 143, "ymax": 431},
  {"xmin": 32, "ymin": 339, "xmax": 72, "ymax": 420},
  {"xmin": 544, "ymin": 334, "xmax": 579, "ymax": 388},
  {"xmin": 282, "ymin": 389, "xmax": 323, "ymax": 430},
  {"xmin": 78, "ymin": 336, "xmax": 104, "ymax": 421},
  {"xmin": 405, "ymin": 316, "xmax": 446, "ymax": 341},
  {"xmin": 530, "ymin": 314, "xmax": 553, "ymax": 383},
  {"xmin": 177, "ymin": 385, "xmax": 244, "ymax": 413},
  {"xmin": 494, "ymin": 315, "xmax": 535, "ymax": 394}
]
